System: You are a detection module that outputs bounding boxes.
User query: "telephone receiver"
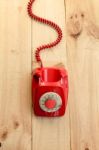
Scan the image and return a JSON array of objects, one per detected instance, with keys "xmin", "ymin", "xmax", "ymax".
[{"xmin": 32, "ymin": 67, "xmax": 68, "ymax": 117}]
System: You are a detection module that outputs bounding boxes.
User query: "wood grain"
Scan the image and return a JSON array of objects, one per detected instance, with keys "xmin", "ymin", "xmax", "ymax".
[
  {"xmin": 32, "ymin": 0, "xmax": 70, "ymax": 150},
  {"xmin": 1, "ymin": 0, "xmax": 99, "ymax": 149},
  {"xmin": 0, "ymin": 0, "xmax": 32, "ymax": 149},
  {"xmin": 66, "ymin": 0, "xmax": 99, "ymax": 149},
  {"xmin": 32, "ymin": 0, "xmax": 68, "ymax": 69}
]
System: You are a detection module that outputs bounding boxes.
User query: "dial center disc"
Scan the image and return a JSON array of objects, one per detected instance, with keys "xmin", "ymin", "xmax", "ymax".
[{"xmin": 45, "ymin": 99, "xmax": 56, "ymax": 109}]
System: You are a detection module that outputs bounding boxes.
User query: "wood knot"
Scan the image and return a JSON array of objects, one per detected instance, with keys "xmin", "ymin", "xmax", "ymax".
[
  {"xmin": 14, "ymin": 121, "xmax": 19, "ymax": 129},
  {"xmin": 81, "ymin": 13, "xmax": 84, "ymax": 18},
  {"xmin": 67, "ymin": 11, "xmax": 84, "ymax": 38},
  {"xmin": 0, "ymin": 142, "xmax": 2, "ymax": 147},
  {"xmin": 85, "ymin": 148, "xmax": 89, "ymax": 150},
  {"xmin": 1, "ymin": 131, "xmax": 8, "ymax": 141}
]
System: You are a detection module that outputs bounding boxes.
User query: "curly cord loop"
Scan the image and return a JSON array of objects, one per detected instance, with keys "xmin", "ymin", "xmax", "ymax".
[{"xmin": 27, "ymin": 0, "xmax": 63, "ymax": 67}]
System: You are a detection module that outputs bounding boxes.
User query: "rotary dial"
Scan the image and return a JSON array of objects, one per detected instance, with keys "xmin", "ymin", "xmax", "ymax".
[{"xmin": 39, "ymin": 92, "xmax": 62, "ymax": 112}]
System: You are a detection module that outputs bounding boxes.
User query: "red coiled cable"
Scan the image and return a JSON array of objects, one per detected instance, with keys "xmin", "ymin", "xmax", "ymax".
[{"xmin": 27, "ymin": 0, "xmax": 63, "ymax": 67}]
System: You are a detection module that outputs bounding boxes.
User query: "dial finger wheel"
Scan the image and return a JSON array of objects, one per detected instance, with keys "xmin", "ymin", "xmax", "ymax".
[{"xmin": 39, "ymin": 92, "xmax": 62, "ymax": 112}]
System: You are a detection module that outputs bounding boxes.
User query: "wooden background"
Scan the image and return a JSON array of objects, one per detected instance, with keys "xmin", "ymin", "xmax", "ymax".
[{"xmin": 0, "ymin": 0, "xmax": 99, "ymax": 149}]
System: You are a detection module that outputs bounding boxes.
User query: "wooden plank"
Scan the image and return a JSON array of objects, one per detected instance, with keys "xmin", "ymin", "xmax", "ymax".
[
  {"xmin": 32, "ymin": 0, "xmax": 68, "ymax": 69},
  {"xmin": 66, "ymin": 0, "xmax": 99, "ymax": 149},
  {"xmin": 0, "ymin": 0, "xmax": 32, "ymax": 149},
  {"xmin": 32, "ymin": 0, "xmax": 70, "ymax": 150}
]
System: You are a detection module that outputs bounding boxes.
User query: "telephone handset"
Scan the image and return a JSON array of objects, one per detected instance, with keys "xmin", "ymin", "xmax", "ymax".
[{"xmin": 27, "ymin": 0, "xmax": 68, "ymax": 116}]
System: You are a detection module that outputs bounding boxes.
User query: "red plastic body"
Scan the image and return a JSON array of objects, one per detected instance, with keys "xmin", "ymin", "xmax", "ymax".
[{"xmin": 32, "ymin": 67, "xmax": 68, "ymax": 117}]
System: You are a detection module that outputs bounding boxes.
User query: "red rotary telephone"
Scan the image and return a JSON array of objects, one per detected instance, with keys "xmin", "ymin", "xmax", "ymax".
[
  {"xmin": 27, "ymin": 0, "xmax": 68, "ymax": 117},
  {"xmin": 32, "ymin": 68, "xmax": 68, "ymax": 117}
]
